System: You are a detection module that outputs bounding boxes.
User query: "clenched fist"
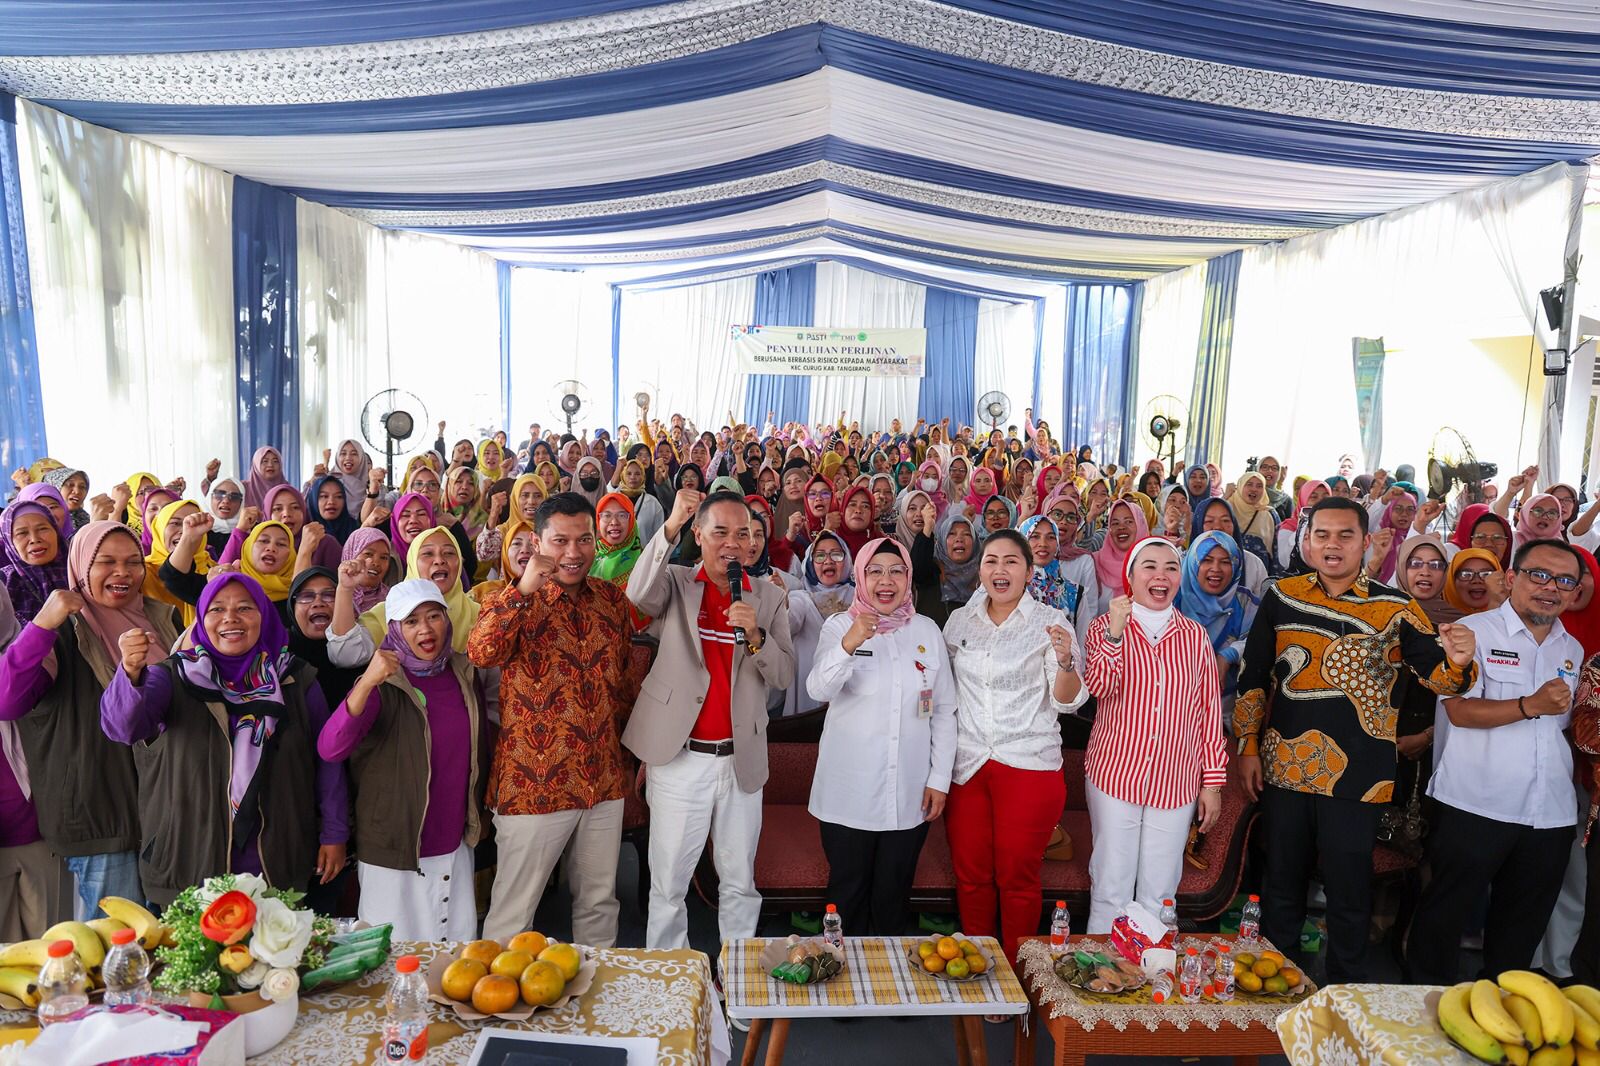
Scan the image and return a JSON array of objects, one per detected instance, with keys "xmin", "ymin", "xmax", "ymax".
[
  {"xmin": 1107, "ymin": 595, "xmax": 1133, "ymax": 640},
  {"xmin": 842, "ymin": 611, "xmax": 878, "ymax": 655},
  {"xmin": 363, "ymin": 649, "xmax": 400, "ymax": 686},
  {"xmin": 1436, "ymin": 622, "xmax": 1476, "ymax": 670},
  {"xmin": 119, "ymin": 628, "xmax": 154, "ymax": 682},
  {"xmin": 33, "ymin": 589, "xmax": 85, "ymax": 632},
  {"xmin": 517, "ymin": 551, "xmax": 559, "ymax": 597}
]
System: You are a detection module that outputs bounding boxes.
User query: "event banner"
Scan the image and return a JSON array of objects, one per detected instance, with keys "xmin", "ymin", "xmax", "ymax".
[{"xmin": 731, "ymin": 324, "xmax": 926, "ymax": 377}]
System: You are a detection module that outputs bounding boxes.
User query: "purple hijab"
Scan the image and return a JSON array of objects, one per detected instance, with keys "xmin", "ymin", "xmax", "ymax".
[
  {"xmin": 381, "ymin": 617, "xmax": 454, "ymax": 678},
  {"xmin": 138, "ymin": 489, "xmax": 178, "ymax": 553},
  {"xmin": 244, "ymin": 446, "xmax": 290, "ymax": 512},
  {"xmin": 0, "ymin": 486, "xmax": 73, "ymax": 621},
  {"xmin": 341, "ymin": 527, "xmax": 392, "ymax": 614},
  {"xmin": 388, "ymin": 491, "xmax": 437, "ymax": 564}
]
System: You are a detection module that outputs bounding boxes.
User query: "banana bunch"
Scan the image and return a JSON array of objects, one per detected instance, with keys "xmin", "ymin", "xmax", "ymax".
[
  {"xmin": 1437, "ymin": 971, "xmax": 1600, "ymax": 1066},
  {"xmin": 0, "ymin": 905, "xmax": 174, "ymax": 1008}
]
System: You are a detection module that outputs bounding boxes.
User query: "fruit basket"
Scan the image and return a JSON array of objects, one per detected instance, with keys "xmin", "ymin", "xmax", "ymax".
[
  {"xmin": 906, "ymin": 933, "xmax": 995, "ymax": 983},
  {"xmin": 759, "ymin": 936, "xmax": 845, "ymax": 985},
  {"xmin": 427, "ymin": 932, "xmax": 596, "ymax": 1021},
  {"xmin": 1224, "ymin": 943, "xmax": 1310, "ymax": 999}
]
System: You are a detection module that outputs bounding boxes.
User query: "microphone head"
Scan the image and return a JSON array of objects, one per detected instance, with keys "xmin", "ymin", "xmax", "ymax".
[{"xmin": 725, "ymin": 560, "xmax": 744, "ymax": 600}]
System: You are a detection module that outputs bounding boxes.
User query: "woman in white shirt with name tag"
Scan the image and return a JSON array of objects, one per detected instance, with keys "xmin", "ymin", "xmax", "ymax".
[{"xmin": 807, "ymin": 537, "xmax": 957, "ymax": 935}]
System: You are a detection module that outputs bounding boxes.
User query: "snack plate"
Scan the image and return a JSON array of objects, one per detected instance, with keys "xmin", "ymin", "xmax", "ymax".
[
  {"xmin": 905, "ymin": 932, "xmax": 997, "ymax": 983},
  {"xmin": 426, "ymin": 945, "xmax": 597, "ymax": 1021},
  {"xmin": 759, "ymin": 936, "xmax": 846, "ymax": 985}
]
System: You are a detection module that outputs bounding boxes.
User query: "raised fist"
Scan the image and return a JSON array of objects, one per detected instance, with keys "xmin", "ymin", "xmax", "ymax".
[
  {"xmin": 1107, "ymin": 595, "xmax": 1133, "ymax": 639},
  {"xmin": 119, "ymin": 628, "xmax": 153, "ymax": 680}
]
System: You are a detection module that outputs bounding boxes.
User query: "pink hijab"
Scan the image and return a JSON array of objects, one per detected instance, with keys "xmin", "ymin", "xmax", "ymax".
[
  {"xmin": 1280, "ymin": 480, "xmax": 1330, "ymax": 534},
  {"xmin": 1093, "ymin": 499, "xmax": 1150, "ymax": 591},
  {"xmin": 1040, "ymin": 486, "xmax": 1091, "ymax": 561},
  {"xmin": 846, "ymin": 537, "xmax": 917, "ymax": 634},
  {"xmin": 1516, "ymin": 492, "xmax": 1567, "ymax": 545},
  {"xmin": 244, "ymin": 446, "xmax": 289, "ymax": 511},
  {"xmin": 67, "ymin": 521, "xmax": 153, "ymax": 663}
]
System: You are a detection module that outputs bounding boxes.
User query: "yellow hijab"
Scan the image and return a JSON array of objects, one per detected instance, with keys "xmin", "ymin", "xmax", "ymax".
[
  {"xmin": 145, "ymin": 498, "xmax": 208, "ymax": 626},
  {"xmin": 1122, "ymin": 490, "xmax": 1158, "ymax": 531},
  {"xmin": 534, "ymin": 461, "xmax": 561, "ymax": 494},
  {"xmin": 471, "ymin": 517, "xmax": 533, "ymax": 604},
  {"xmin": 240, "ymin": 520, "xmax": 296, "ymax": 602},
  {"xmin": 503, "ymin": 473, "xmax": 546, "ymax": 532},
  {"xmin": 359, "ymin": 527, "xmax": 480, "ymax": 651},
  {"xmin": 124, "ymin": 471, "xmax": 161, "ymax": 532},
  {"xmin": 476, "ymin": 440, "xmax": 508, "ymax": 482}
]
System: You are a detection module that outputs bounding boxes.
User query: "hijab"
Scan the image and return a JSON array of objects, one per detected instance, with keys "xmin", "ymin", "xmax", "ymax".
[
  {"xmin": 1443, "ymin": 548, "xmax": 1503, "ymax": 617},
  {"xmin": 591, "ymin": 493, "xmax": 643, "ymax": 584},
  {"xmin": 306, "ymin": 475, "xmax": 361, "ymax": 544},
  {"xmin": 1451, "ymin": 504, "xmax": 1513, "ymax": 567},
  {"xmin": 1179, "ymin": 530, "xmax": 1252, "ymax": 652},
  {"xmin": 122, "ymin": 472, "xmax": 161, "ymax": 535},
  {"xmin": 380, "ymin": 580, "xmax": 454, "ymax": 679},
  {"xmin": 0, "ymin": 494, "xmax": 69, "ymax": 622},
  {"xmin": 286, "ymin": 566, "xmax": 363, "ymax": 708},
  {"xmin": 1516, "ymin": 492, "xmax": 1567, "ymax": 544},
  {"xmin": 1093, "ymin": 499, "xmax": 1151, "ymax": 592},
  {"xmin": 836, "ymin": 484, "xmax": 877, "ymax": 558},
  {"xmin": 964, "ymin": 466, "xmax": 1000, "ymax": 512},
  {"xmin": 331, "ymin": 439, "xmax": 371, "ymax": 506},
  {"xmin": 1018, "ymin": 515, "xmax": 1078, "ymax": 615},
  {"xmin": 1564, "ymin": 546, "xmax": 1600, "ymax": 659},
  {"xmin": 773, "ymin": 458, "xmax": 811, "ymax": 535},
  {"xmin": 1122, "ymin": 490, "xmax": 1158, "ymax": 532},
  {"xmin": 802, "ymin": 474, "xmax": 838, "ymax": 537},
  {"xmin": 1040, "ymin": 486, "xmax": 1092, "ymax": 562},
  {"xmin": 1226, "ymin": 472, "xmax": 1277, "ymax": 544},
  {"xmin": 244, "ymin": 446, "xmax": 289, "ymax": 512},
  {"xmin": 914, "ymin": 460, "xmax": 949, "ymax": 516},
  {"xmin": 66, "ymin": 522, "xmax": 153, "ymax": 663},
  {"xmin": 894, "ymin": 489, "xmax": 934, "ymax": 550},
  {"xmin": 477, "ymin": 440, "xmax": 509, "ymax": 482},
  {"xmin": 471, "ymin": 517, "xmax": 529, "ymax": 603},
  {"xmin": 502, "ymin": 473, "xmax": 547, "ymax": 533},
  {"xmin": 573, "ymin": 456, "xmax": 608, "ymax": 508},
  {"xmin": 389, "ymin": 491, "xmax": 437, "ymax": 564},
  {"xmin": 238, "ymin": 520, "xmax": 296, "ymax": 602},
  {"xmin": 1281, "ymin": 480, "xmax": 1329, "ymax": 534},
  {"xmin": 1124, "ymin": 537, "xmax": 1183, "ymax": 639},
  {"xmin": 933, "ymin": 510, "xmax": 981, "ymax": 605},
  {"xmin": 745, "ymin": 495, "xmax": 775, "ymax": 578},
  {"xmin": 357, "ymin": 527, "xmax": 480, "ymax": 653},
  {"xmin": 137, "ymin": 489, "xmax": 178, "ymax": 554},
  {"xmin": 1394, "ymin": 533, "xmax": 1459, "ymax": 626},
  {"xmin": 208, "ymin": 477, "xmax": 244, "ymax": 534},
  {"xmin": 845, "ymin": 538, "xmax": 916, "ymax": 634},
  {"xmin": 147, "ymin": 498, "xmax": 211, "ymax": 624},
  {"xmin": 802, "ymin": 531, "xmax": 856, "ymax": 616},
  {"xmin": 340, "ymin": 527, "xmax": 392, "ymax": 615},
  {"xmin": 1374, "ymin": 497, "xmax": 1414, "ymax": 583}
]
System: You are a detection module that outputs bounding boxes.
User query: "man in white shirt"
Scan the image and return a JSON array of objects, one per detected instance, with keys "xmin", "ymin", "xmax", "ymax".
[{"xmin": 1408, "ymin": 539, "xmax": 1583, "ymax": 985}]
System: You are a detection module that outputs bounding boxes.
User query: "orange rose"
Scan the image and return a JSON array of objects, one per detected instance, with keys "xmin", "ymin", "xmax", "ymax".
[{"xmin": 200, "ymin": 890, "xmax": 257, "ymax": 945}]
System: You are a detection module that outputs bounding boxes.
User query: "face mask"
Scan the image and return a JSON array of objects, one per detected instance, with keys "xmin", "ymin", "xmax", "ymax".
[
  {"xmin": 921, "ymin": 477, "xmax": 939, "ymax": 492},
  {"xmin": 579, "ymin": 475, "xmax": 601, "ymax": 491}
]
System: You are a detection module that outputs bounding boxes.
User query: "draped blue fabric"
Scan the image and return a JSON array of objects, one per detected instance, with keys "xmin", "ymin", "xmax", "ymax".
[
  {"xmin": 1062, "ymin": 284, "xmax": 1134, "ymax": 465},
  {"xmin": 497, "ymin": 260, "xmax": 513, "ymax": 433},
  {"xmin": 0, "ymin": 92, "xmax": 46, "ymax": 474},
  {"xmin": 1120, "ymin": 282, "xmax": 1145, "ymax": 464},
  {"xmin": 918, "ymin": 287, "xmax": 979, "ymax": 426},
  {"xmin": 232, "ymin": 176, "xmax": 300, "ymax": 484},
  {"xmin": 608, "ymin": 284, "xmax": 623, "ymax": 431},
  {"xmin": 743, "ymin": 264, "xmax": 816, "ymax": 428},
  {"xmin": 1187, "ymin": 251, "xmax": 1243, "ymax": 467}
]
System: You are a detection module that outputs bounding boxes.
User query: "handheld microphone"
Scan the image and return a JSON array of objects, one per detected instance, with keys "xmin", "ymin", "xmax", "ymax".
[{"xmin": 726, "ymin": 561, "xmax": 749, "ymax": 647}]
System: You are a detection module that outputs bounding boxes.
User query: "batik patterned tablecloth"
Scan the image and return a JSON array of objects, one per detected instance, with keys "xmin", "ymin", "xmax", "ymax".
[
  {"xmin": 719, "ymin": 936, "xmax": 1030, "ymax": 1018},
  {"xmin": 1276, "ymin": 983, "xmax": 1475, "ymax": 1065}
]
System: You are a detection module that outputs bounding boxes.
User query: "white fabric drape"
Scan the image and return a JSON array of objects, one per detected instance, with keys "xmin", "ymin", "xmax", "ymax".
[
  {"xmin": 16, "ymin": 99, "xmax": 236, "ymax": 493},
  {"xmin": 1131, "ymin": 262, "xmax": 1205, "ymax": 438},
  {"xmin": 506, "ymin": 267, "xmax": 617, "ymax": 434},
  {"xmin": 297, "ymin": 202, "xmax": 502, "ymax": 474},
  {"xmin": 974, "ymin": 297, "xmax": 1037, "ymax": 430},
  {"xmin": 616, "ymin": 276, "xmax": 757, "ymax": 431},
  {"xmin": 808, "ymin": 262, "xmax": 924, "ymax": 428}
]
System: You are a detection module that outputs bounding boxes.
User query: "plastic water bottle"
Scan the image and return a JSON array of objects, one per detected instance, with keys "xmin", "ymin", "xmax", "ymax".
[
  {"xmin": 1159, "ymin": 898, "xmax": 1179, "ymax": 947},
  {"xmin": 1238, "ymin": 894, "xmax": 1262, "ymax": 947},
  {"xmin": 381, "ymin": 955, "xmax": 430, "ymax": 1062},
  {"xmin": 1049, "ymin": 900, "xmax": 1071, "ymax": 952},
  {"xmin": 822, "ymin": 904, "xmax": 843, "ymax": 950},
  {"xmin": 1149, "ymin": 970, "xmax": 1174, "ymax": 1004},
  {"xmin": 1178, "ymin": 947, "xmax": 1204, "ymax": 1003},
  {"xmin": 1211, "ymin": 942, "xmax": 1235, "ymax": 1003},
  {"xmin": 102, "ymin": 928, "xmax": 151, "ymax": 1005},
  {"xmin": 37, "ymin": 939, "xmax": 88, "ymax": 1027}
]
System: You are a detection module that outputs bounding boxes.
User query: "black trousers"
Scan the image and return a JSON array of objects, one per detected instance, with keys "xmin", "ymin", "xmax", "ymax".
[
  {"xmin": 818, "ymin": 820, "xmax": 931, "ymax": 937},
  {"xmin": 1407, "ymin": 802, "xmax": 1574, "ymax": 985},
  {"xmin": 1570, "ymin": 821, "xmax": 1600, "ymax": 985},
  {"xmin": 1259, "ymin": 786, "xmax": 1383, "ymax": 984}
]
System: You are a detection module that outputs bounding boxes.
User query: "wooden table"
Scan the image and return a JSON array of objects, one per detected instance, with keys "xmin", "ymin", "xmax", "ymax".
[
  {"xmin": 719, "ymin": 936, "xmax": 1033, "ymax": 1066},
  {"xmin": 1014, "ymin": 935, "xmax": 1293, "ymax": 1066}
]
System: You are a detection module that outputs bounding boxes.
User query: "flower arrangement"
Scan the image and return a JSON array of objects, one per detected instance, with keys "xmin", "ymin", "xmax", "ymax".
[{"xmin": 153, "ymin": 873, "xmax": 334, "ymax": 1000}]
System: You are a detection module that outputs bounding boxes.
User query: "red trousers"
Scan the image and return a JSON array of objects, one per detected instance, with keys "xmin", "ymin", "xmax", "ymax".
[{"xmin": 944, "ymin": 758, "xmax": 1066, "ymax": 962}]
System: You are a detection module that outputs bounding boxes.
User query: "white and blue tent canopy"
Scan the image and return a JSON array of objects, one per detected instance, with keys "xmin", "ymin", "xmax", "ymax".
[{"xmin": 2, "ymin": 0, "xmax": 1598, "ymax": 283}]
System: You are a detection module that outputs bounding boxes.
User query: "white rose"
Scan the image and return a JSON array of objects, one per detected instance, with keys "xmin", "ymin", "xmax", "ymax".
[
  {"xmin": 260, "ymin": 968, "xmax": 300, "ymax": 1003},
  {"xmin": 236, "ymin": 960, "xmax": 270, "ymax": 990},
  {"xmin": 247, "ymin": 897, "xmax": 314, "ymax": 969},
  {"xmin": 197, "ymin": 871, "xmax": 269, "ymax": 905}
]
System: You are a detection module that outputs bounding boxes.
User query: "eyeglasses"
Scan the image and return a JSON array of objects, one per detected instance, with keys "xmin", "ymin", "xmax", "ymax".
[
  {"xmin": 293, "ymin": 588, "xmax": 337, "ymax": 606},
  {"xmin": 1406, "ymin": 558, "xmax": 1446, "ymax": 571},
  {"xmin": 1529, "ymin": 507, "xmax": 1562, "ymax": 521},
  {"xmin": 814, "ymin": 551, "xmax": 847, "ymax": 563},
  {"xmin": 806, "ymin": 491, "xmax": 833, "ymax": 501},
  {"xmin": 863, "ymin": 565, "xmax": 908, "ymax": 579},
  {"xmin": 1516, "ymin": 566, "xmax": 1581, "ymax": 591},
  {"xmin": 1471, "ymin": 532, "xmax": 1508, "ymax": 545},
  {"xmin": 1456, "ymin": 568, "xmax": 1497, "ymax": 583},
  {"xmin": 211, "ymin": 491, "xmax": 243, "ymax": 503}
]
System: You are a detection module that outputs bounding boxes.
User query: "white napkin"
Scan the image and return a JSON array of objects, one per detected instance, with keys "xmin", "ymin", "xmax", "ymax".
[{"xmin": 20, "ymin": 1008, "xmax": 216, "ymax": 1066}]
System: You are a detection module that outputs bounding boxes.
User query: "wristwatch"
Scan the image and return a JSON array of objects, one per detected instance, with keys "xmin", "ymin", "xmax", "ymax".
[{"xmin": 747, "ymin": 626, "xmax": 767, "ymax": 654}]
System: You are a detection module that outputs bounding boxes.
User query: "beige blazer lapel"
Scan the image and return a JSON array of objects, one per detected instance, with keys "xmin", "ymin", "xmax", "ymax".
[{"xmin": 681, "ymin": 567, "xmax": 706, "ymax": 668}]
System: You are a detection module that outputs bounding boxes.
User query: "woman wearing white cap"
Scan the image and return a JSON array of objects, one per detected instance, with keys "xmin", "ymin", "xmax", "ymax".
[
  {"xmin": 317, "ymin": 578, "xmax": 487, "ymax": 941},
  {"xmin": 1080, "ymin": 538, "xmax": 1228, "ymax": 933}
]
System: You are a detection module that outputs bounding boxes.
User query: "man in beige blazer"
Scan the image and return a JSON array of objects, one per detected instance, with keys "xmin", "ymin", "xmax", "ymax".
[{"xmin": 623, "ymin": 487, "xmax": 795, "ymax": 950}]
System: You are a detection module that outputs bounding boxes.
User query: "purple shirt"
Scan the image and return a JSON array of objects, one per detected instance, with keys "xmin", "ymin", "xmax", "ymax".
[
  {"xmin": 0, "ymin": 623, "xmax": 58, "ymax": 723},
  {"xmin": 0, "ymin": 758, "xmax": 39, "ymax": 849},
  {"xmin": 320, "ymin": 670, "xmax": 471, "ymax": 860},
  {"xmin": 100, "ymin": 665, "xmax": 350, "ymax": 864}
]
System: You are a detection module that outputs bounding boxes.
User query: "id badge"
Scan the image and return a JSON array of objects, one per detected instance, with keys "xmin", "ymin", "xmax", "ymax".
[{"xmin": 918, "ymin": 687, "xmax": 934, "ymax": 719}]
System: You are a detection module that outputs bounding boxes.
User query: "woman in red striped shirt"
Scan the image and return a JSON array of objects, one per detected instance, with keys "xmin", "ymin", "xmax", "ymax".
[{"xmin": 1081, "ymin": 537, "xmax": 1227, "ymax": 932}]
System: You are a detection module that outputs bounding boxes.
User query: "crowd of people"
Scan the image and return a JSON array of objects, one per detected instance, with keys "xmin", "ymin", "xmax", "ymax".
[{"xmin": 1, "ymin": 403, "xmax": 1597, "ymax": 1004}]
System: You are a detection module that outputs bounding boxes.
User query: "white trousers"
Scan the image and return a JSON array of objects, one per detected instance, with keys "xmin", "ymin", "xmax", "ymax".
[
  {"xmin": 645, "ymin": 748, "xmax": 763, "ymax": 950},
  {"xmin": 358, "ymin": 841, "xmax": 476, "ymax": 943},
  {"xmin": 1085, "ymin": 779, "xmax": 1195, "ymax": 934},
  {"xmin": 482, "ymin": 799, "xmax": 624, "ymax": 947}
]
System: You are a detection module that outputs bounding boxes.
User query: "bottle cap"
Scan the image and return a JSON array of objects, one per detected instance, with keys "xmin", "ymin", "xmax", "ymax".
[
  {"xmin": 395, "ymin": 955, "xmax": 419, "ymax": 973},
  {"xmin": 825, "ymin": 904, "xmax": 837, "ymax": 914},
  {"xmin": 1055, "ymin": 900, "xmax": 1066, "ymax": 908},
  {"xmin": 1162, "ymin": 898, "xmax": 1174, "ymax": 906},
  {"xmin": 1248, "ymin": 894, "xmax": 1260, "ymax": 902},
  {"xmin": 1216, "ymin": 942, "xmax": 1231, "ymax": 954},
  {"xmin": 47, "ymin": 940, "xmax": 74, "ymax": 959},
  {"xmin": 1151, "ymin": 990, "xmax": 1167, "ymax": 1004},
  {"xmin": 1185, "ymin": 946, "xmax": 1198, "ymax": 956},
  {"xmin": 111, "ymin": 929, "xmax": 137, "ymax": 946}
]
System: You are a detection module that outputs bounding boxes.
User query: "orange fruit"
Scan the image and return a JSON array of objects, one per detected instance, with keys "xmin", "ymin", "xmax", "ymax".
[
  {"xmin": 922, "ymin": 953, "xmax": 946, "ymax": 974},
  {"xmin": 508, "ymin": 931, "xmax": 549, "ymax": 957},
  {"xmin": 440, "ymin": 958, "xmax": 487, "ymax": 1001},
  {"xmin": 518, "ymin": 960, "xmax": 566, "ymax": 1007},
  {"xmin": 490, "ymin": 950, "xmax": 534, "ymax": 979},
  {"xmin": 1251, "ymin": 959, "xmax": 1278, "ymax": 979},
  {"xmin": 1264, "ymin": 975, "xmax": 1289, "ymax": 995},
  {"xmin": 945, "ymin": 957, "xmax": 970, "ymax": 979},
  {"xmin": 1236, "ymin": 971, "xmax": 1263, "ymax": 994},
  {"xmin": 917, "ymin": 942, "xmax": 936, "ymax": 959},
  {"xmin": 1234, "ymin": 952, "xmax": 1256, "ymax": 968},
  {"xmin": 460, "ymin": 939, "xmax": 501, "ymax": 967},
  {"xmin": 538, "ymin": 943, "xmax": 582, "ymax": 982},
  {"xmin": 936, "ymin": 937, "xmax": 960, "ymax": 961},
  {"xmin": 964, "ymin": 953, "xmax": 988, "ymax": 975},
  {"xmin": 956, "ymin": 940, "xmax": 979, "ymax": 956},
  {"xmin": 470, "ymin": 973, "xmax": 519, "ymax": 1015},
  {"xmin": 1279, "ymin": 967, "xmax": 1302, "ymax": 989},
  {"xmin": 1258, "ymin": 951, "xmax": 1285, "ymax": 966}
]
